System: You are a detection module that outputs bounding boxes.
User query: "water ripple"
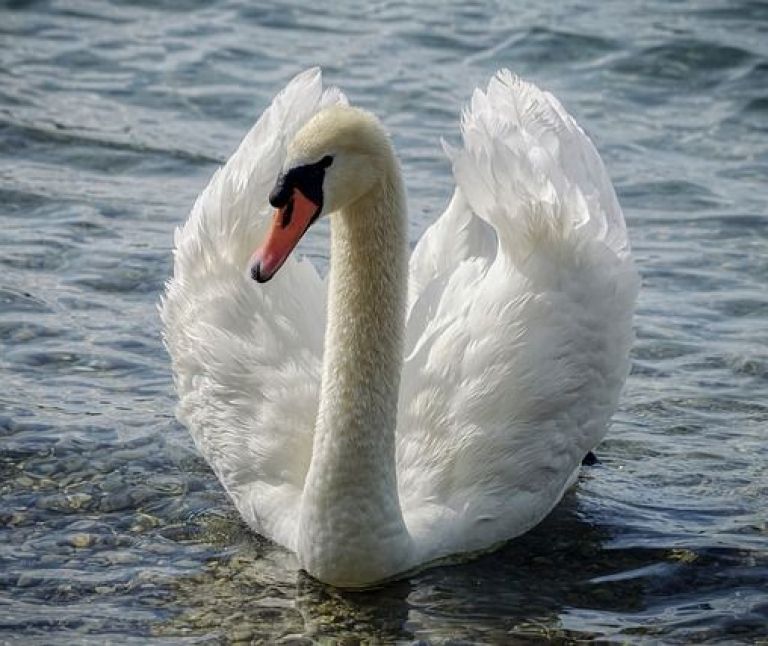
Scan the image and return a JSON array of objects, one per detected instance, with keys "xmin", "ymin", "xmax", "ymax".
[{"xmin": 1, "ymin": 0, "xmax": 767, "ymax": 642}]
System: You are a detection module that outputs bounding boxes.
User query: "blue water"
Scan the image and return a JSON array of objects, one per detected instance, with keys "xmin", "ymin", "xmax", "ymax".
[{"xmin": 2, "ymin": 0, "xmax": 767, "ymax": 642}]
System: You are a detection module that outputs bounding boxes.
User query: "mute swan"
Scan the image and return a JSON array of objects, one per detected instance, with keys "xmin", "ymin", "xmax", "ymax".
[{"xmin": 161, "ymin": 68, "xmax": 639, "ymax": 587}]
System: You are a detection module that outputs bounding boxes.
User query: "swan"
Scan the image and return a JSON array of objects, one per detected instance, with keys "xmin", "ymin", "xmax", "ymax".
[{"xmin": 161, "ymin": 68, "xmax": 639, "ymax": 587}]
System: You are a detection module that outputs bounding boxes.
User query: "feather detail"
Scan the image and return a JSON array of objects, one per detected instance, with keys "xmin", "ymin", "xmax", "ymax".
[
  {"xmin": 398, "ymin": 71, "xmax": 639, "ymax": 559},
  {"xmin": 162, "ymin": 68, "xmax": 639, "ymax": 578},
  {"xmin": 161, "ymin": 68, "xmax": 344, "ymax": 549}
]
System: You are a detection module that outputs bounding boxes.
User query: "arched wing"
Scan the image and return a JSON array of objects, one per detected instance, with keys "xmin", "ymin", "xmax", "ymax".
[
  {"xmin": 398, "ymin": 71, "xmax": 639, "ymax": 559},
  {"xmin": 161, "ymin": 69, "xmax": 345, "ymax": 549}
]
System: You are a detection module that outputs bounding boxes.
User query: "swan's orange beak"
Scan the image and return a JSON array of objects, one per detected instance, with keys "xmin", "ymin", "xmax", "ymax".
[{"xmin": 250, "ymin": 188, "xmax": 320, "ymax": 283}]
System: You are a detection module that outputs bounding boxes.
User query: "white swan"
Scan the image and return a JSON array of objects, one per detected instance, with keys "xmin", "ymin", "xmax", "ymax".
[{"xmin": 161, "ymin": 68, "xmax": 639, "ymax": 587}]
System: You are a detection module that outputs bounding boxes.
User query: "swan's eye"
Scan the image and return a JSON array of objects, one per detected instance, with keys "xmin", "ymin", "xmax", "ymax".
[
  {"xmin": 270, "ymin": 156, "xmax": 331, "ymax": 210},
  {"xmin": 269, "ymin": 174, "xmax": 292, "ymax": 208}
]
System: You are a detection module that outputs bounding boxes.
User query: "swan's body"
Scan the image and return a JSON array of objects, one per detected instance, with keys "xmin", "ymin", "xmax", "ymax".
[{"xmin": 161, "ymin": 69, "xmax": 639, "ymax": 587}]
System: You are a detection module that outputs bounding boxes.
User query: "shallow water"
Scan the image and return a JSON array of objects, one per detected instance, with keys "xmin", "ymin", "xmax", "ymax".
[{"xmin": 1, "ymin": 0, "xmax": 767, "ymax": 642}]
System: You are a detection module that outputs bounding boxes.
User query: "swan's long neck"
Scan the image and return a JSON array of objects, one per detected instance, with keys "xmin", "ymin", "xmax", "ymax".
[{"xmin": 297, "ymin": 158, "xmax": 413, "ymax": 586}]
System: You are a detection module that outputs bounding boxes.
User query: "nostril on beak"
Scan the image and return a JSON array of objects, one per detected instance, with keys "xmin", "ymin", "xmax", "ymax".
[{"xmin": 280, "ymin": 199, "xmax": 294, "ymax": 228}]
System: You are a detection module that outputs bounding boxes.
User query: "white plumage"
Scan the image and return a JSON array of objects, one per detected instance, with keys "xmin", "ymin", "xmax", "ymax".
[{"xmin": 161, "ymin": 68, "xmax": 639, "ymax": 587}]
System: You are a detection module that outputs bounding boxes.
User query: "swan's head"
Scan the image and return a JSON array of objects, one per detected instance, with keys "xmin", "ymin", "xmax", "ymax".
[{"xmin": 250, "ymin": 105, "xmax": 393, "ymax": 283}]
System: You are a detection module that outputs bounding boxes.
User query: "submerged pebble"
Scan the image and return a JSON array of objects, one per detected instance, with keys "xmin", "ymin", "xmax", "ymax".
[{"xmin": 67, "ymin": 533, "xmax": 93, "ymax": 549}]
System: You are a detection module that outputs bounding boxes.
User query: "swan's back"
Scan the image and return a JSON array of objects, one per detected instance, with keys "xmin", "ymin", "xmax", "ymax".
[{"xmin": 398, "ymin": 71, "xmax": 639, "ymax": 561}]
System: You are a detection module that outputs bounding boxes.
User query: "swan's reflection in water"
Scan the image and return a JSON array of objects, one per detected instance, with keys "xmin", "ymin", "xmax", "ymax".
[
  {"xmin": 295, "ymin": 574, "xmax": 413, "ymax": 642},
  {"xmin": 155, "ymin": 492, "xmax": 653, "ymax": 642}
]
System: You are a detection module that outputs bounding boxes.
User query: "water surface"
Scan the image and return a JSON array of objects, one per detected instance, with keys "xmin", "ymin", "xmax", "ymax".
[{"xmin": 1, "ymin": 0, "xmax": 767, "ymax": 642}]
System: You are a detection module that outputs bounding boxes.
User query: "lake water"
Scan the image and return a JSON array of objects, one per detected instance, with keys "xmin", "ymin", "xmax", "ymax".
[{"xmin": 1, "ymin": 0, "xmax": 767, "ymax": 642}]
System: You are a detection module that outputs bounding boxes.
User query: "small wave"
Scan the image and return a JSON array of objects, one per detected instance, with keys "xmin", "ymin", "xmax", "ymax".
[{"xmin": 611, "ymin": 39, "xmax": 754, "ymax": 86}]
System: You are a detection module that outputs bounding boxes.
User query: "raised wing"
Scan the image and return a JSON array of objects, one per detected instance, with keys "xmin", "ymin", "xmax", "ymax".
[
  {"xmin": 161, "ymin": 69, "xmax": 345, "ymax": 549},
  {"xmin": 398, "ymin": 71, "xmax": 639, "ymax": 560}
]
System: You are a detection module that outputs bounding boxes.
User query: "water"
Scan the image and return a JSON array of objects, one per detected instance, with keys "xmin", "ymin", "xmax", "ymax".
[{"xmin": 1, "ymin": 0, "xmax": 767, "ymax": 642}]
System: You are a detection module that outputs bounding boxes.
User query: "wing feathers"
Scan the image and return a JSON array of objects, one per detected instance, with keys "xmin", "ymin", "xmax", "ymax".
[
  {"xmin": 164, "ymin": 69, "xmax": 638, "ymax": 563},
  {"xmin": 399, "ymin": 72, "xmax": 638, "ymax": 559},
  {"xmin": 162, "ymin": 69, "xmax": 342, "ymax": 548}
]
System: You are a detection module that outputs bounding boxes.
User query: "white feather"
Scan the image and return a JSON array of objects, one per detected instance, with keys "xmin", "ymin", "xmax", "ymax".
[
  {"xmin": 161, "ymin": 68, "xmax": 639, "ymax": 584},
  {"xmin": 162, "ymin": 68, "xmax": 345, "ymax": 548}
]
